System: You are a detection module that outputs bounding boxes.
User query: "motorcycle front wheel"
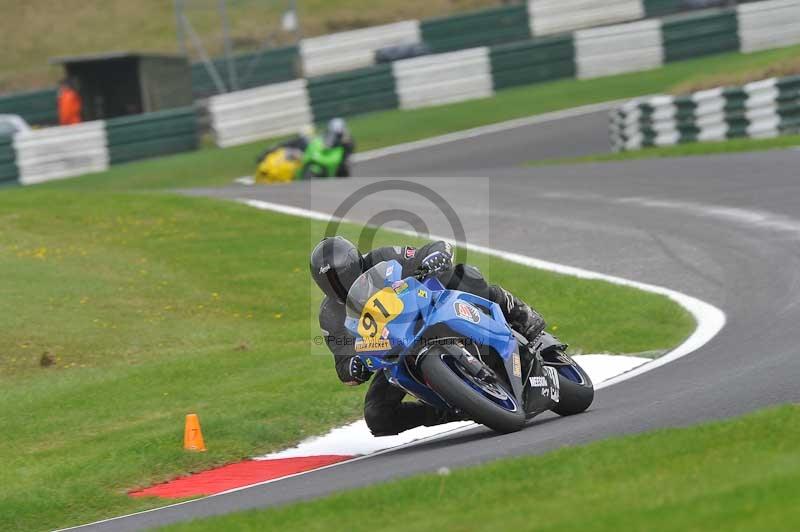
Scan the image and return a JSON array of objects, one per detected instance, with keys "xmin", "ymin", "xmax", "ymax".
[{"xmin": 420, "ymin": 347, "xmax": 526, "ymax": 434}]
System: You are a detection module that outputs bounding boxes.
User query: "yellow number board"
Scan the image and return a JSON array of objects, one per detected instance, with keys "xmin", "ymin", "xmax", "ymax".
[{"xmin": 357, "ymin": 287, "xmax": 404, "ymax": 343}]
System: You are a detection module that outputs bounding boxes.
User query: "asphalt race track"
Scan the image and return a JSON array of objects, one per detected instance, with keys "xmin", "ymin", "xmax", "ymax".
[{"xmin": 72, "ymin": 108, "xmax": 800, "ymax": 530}]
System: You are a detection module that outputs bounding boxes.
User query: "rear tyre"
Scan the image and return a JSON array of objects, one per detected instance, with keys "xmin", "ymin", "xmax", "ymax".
[
  {"xmin": 420, "ymin": 348, "xmax": 526, "ymax": 434},
  {"xmin": 549, "ymin": 353, "xmax": 594, "ymax": 416}
]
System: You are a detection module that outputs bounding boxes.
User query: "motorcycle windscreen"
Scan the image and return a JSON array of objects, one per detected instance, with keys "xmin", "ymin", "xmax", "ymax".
[{"xmin": 345, "ymin": 260, "xmax": 406, "ymax": 352}]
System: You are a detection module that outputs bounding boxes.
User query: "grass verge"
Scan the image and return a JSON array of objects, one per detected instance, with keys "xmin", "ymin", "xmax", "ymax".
[
  {"xmin": 42, "ymin": 44, "xmax": 800, "ymax": 192},
  {"xmin": 530, "ymin": 134, "xmax": 800, "ymax": 166},
  {"xmin": 161, "ymin": 404, "xmax": 800, "ymax": 532},
  {"xmin": 0, "ymin": 188, "xmax": 693, "ymax": 531},
  {"xmin": 2, "ymin": 0, "xmax": 502, "ymax": 91}
]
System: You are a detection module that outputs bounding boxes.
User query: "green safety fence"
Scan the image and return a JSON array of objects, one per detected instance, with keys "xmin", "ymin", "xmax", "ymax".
[
  {"xmin": 0, "ymin": 88, "xmax": 57, "ymax": 126},
  {"xmin": 0, "ymin": 134, "xmax": 18, "ymax": 183},
  {"xmin": 308, "ymin": 64, "xmax": 398, "ymax": 123},
  {"xmin": 106, "ymin": 106, "xmax": 198, "ymax": 165},
  {"xmin": 777, "ymin": 75, "xmax": 800, "ymax": 134},
  {"xmin": 662, "ymin": 8, "xmax": 740, "ymax": 63},
  {"xmin": 489, "ymin": 34, "xmax": 576, "ymax": 91},
  {"xmin": 421, "ymin": 4, "xmax": 531, "ymax": 54},
  {"xmin": 192, "ymin": 46, "xmax": 299, "ymax": 99},
  {"xmin": 720, "ymin": 86, "xmax": 749, "ymax": 138},
  {"xmin": 672, "ymin": 95, "xmax": 700, "ymax": 143}
]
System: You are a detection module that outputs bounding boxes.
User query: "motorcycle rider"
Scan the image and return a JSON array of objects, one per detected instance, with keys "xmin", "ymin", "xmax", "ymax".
[
  {"xmin": 310, "ymin": 236, "xmax": 554, "ymax": 436},
  {"xmin": 255, "ymin": 125, "xmax": 315, "ymax": 163},
  {"xmin": 323, "ymin": 118, "xmax": 355, "ymax": 177}
]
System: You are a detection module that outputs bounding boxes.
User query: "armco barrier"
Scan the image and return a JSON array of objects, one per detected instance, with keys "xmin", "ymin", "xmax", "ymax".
[
  {"xmin": 421, "ymin": 5, "xmax": 531, "ymax": 53},
  {"xmin": 610, "ymin": 74, "xmax": 800, "ymax": 150},
  {"xmin": 662, "ymin": 8, "xmax": 740, "ymax": 62},
  {"xmin": 0, "ymin": 135, "xmax": 18, "ymax": 184},
  {"xmin": 308, "ymin": 65, "xmax": 398, "ymax": 123},
  {"xmin": 207, "ymin": 79, "xmax": 312, "ymax": 148},
  {"xmin": 528, "ymin": 0, "xmax": 644, "ymax": 36},
  {"xmin": 13, "ymin": 121, "xmax": 108, "ymax": 185},
  {"xmin": 575, "ymin": 19, "xmax": 663, "ymax": 79},
  {"xmin": 489, "ymin": 35, "xmax": 575, "ymax": 90},
  {"xmin": 737, "ymin": 0, "xmax": 800, "ymax": 53},
  {"xmin": 191, "ymin": 46, "xmax": 298, "ymax": 99},
  {"xmin": 300, "ymin": 21, "xmax": 421, "ymax": 78},
  {"xmin": 106, "ymin": 107, "xmax": 198, "ymax": 165},
  {"xmin": 393, "ymin": 48, "xmax": 494, "ymax": 110},
  {"xmin": 0, "ymin": 88, "xmax": 58, "ymax": 126}
]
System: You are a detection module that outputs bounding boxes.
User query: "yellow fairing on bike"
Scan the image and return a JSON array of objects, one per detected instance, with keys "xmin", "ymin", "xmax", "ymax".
[{"xmin": 255, "ymin": 148, "xmax": 301, "ymax": 184}]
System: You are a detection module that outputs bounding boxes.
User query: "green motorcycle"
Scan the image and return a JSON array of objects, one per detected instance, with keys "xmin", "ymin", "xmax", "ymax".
[{"xmin": 299, "ymin": 136, "xmax": 346, "ymax": 179}]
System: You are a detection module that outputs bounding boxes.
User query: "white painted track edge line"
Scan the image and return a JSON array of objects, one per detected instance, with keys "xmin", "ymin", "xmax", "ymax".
[
  {"xmin": 240, "ymin": 199, "xmax": 725, "ymax": 396},
  {"xmin": 351, "ymin": 100, "xmax": 628, "ymax": 163},
  {"xmin": 54, "ymin": 422, "xmax": 475, "ymax": 531},
  {"xmin": 58, "ymin": 195, "xmax": 724, "ymax": 531},
  {"xmin": 60, "ymin": 98, "xmax": 717, "ymax": 531}
]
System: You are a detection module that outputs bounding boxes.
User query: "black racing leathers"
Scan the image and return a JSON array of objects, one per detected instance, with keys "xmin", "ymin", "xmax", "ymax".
[{"xmin": 318, "ymin": 241, "xmax": 547, "ymax": 436}]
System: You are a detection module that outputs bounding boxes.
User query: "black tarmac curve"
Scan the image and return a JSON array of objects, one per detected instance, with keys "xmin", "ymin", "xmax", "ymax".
[{"xmin": 69, "ymin": 109, "xmax": 800, "ymax": 530}]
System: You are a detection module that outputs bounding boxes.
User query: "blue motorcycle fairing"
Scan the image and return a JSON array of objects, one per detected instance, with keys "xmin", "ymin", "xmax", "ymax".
[{"xmin": 344, "ymin": 260, "xmax": 524, "ymax": 411}]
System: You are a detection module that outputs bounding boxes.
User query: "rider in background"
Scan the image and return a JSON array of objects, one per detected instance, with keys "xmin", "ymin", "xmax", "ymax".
[
  {"xmin": 310, "ymin": 237, "xmax": 548, "ymax": 436},
  {"xmin": 324, "ymin": 118, "xmax": 355, "ymax": 177},
  {"xmin": 256, "ymin": 125, "xmax": 315, "ymax": 163}
]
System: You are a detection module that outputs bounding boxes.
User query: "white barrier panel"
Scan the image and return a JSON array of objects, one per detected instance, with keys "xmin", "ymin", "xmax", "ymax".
[
  {"xmin": 300, "ymin": 20, "xmax": 421, "ymax": 78},
  {"xmin": 692, "ymin": 88, "xmax": 728, "ymax": 141},
  {"xmin": 207, "ymin": 79, "xmax": 312, "ymax": 148},
  {"xmin": 13, "ymin": 121, "xmax": 109, "ymax": 185},
  {"xmin": 745, "ymin": 78, "xmax": 780, "ymax": 138},
  {"xmin": 647, "ymin": 96, "xmax": 680, "ymax": 146},
  {"xmin": 393, "ymin": 48, "xmax": 493, "ymax": 110},
  {"xmin": 529, "ymin": 0, "xmax": 644, "ymax": 36},
  {"xmin": 609, "ymin": 105, "xmax": 645, "ymax": 151},
  {"xmin": 575, "ymin": 19, "xmax": 663, "ymax": 79},
  {"xmin": 737, "ymin": 0, "xmax": 800, "ymax": 53}
]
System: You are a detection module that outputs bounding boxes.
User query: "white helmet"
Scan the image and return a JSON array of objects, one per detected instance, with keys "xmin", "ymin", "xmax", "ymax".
[{"xmin": 325, "ymin": 118, "xmax": 347, "ymax": 148}]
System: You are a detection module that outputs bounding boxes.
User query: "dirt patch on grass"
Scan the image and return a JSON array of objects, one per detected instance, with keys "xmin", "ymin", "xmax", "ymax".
[{"xmin": 671, "ymin": 55, "xmax": 800, "ymax": 94}]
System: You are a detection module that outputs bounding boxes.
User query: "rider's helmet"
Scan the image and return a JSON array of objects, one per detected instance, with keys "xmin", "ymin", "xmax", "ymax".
[
  {"xmin": 310, "ymin": 236, "xmax": 363, "ymax": 302},
  {"xmin": 324, "ymin": 117, "xmax": 347, "ymax": 148}
]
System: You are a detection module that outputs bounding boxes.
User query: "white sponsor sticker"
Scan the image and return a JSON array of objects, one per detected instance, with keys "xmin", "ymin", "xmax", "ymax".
[
  {"xmin": 543, "ymin": 366, "xmax": 560, "ymax": 403},
  {"xmin": 529, "ymin": 376, "xmax": 547, "ymax": 387}
]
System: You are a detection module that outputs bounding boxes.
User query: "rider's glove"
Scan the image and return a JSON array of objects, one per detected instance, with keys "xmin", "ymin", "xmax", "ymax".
[
  {"xmin": 418, "ymin": 251, "xmax": 452, "ymax": 277},
  {"xmin": 347, "ymin": 356, "xmax": 372, "ymax": 384}
]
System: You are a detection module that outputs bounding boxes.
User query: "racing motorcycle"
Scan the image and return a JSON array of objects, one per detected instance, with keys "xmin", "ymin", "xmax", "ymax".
[
  {"xmin": 298, "ymin": 136, "xmax": 345, "ymax": 179},
  {"xmin": 254, "ymin": 136, "xmax": 346, "ymax": 183},
  {"xmin": 254, "ymin": 146, "xmax": 303, "ymax": 184},
  {"xmin": 345, "ymin": 259, "xmax": 594, "ymax": 434}
]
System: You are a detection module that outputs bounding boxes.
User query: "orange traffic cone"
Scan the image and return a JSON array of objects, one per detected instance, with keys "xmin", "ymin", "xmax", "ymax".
[{"xmin": 183, "ymin": 413, "xmax": 207, "ymax": 452}]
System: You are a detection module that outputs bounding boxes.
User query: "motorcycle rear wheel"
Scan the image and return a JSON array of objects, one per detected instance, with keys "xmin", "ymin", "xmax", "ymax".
[
  {"xmin": 547, "ymin": 352, "xmax": 594, "ymax": 416},
  {"xmin": 420, "ymin": 348, "xmax": 526, "ymax": 434}
]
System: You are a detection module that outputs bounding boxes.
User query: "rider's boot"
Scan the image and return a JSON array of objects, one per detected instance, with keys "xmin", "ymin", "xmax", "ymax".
[
  {"xmin": 497, "ymin": 287, "xmax": 546, "ymax": 342},
  {"xmin": 424, "ymin": 407, "xmax": 469, "ymax": 427}
]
